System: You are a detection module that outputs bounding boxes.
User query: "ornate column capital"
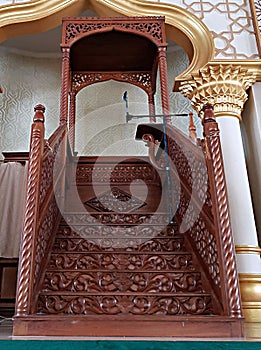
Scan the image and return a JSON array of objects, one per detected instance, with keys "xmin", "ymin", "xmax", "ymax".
[{"xmin": 178, "ymin": 63, "xmax": 259, "ymax": 119}]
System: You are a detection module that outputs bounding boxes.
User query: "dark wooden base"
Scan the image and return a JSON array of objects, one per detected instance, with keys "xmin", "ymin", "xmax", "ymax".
[{"xmin": 13, "ymin": 315, "xmax": 244, "ymax": 338}]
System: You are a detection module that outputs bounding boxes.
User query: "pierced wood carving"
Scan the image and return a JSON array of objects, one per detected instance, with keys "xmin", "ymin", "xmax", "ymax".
[{"xmin": 63, "ymin": 17, "xmax": 165, "ymax": 46}]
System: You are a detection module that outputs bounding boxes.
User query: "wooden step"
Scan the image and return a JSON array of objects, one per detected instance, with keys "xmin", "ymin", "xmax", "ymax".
[
  {"xmin": 41, "ymin": 270, "xmax": 203, "ymax": 293},
  {"xmin": 37, "ymin": 293, "xmax": 213, "ymax": 316},
  {"xmin": 47, "ymin": 251, "xmax": 194, "ymax": 271}
]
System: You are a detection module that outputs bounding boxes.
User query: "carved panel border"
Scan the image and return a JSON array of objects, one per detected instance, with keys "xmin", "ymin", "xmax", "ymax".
[
  {"xmin": 72, "ymin": 71, "xmax": 153, "ymax": 94},
  {"xmin": 63, "ymin": 17, "xmax": 165, "ymax": 47}
]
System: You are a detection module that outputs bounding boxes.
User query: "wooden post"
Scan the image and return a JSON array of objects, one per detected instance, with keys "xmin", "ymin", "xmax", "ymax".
[
  {"xmin": 158, "ymin": 46, "xmax": 171, "ymax": 123},
  {"xmin": 148, "ymin": 93, "xmax": 156, "ymax": 122},
  {"xmin": 202, "ymin": 103, "xmax": 243, "ymax": 318},
  {"xmin": 69, "ymin": 91, "xmax": 76, "ymax": 152},
  {"xmin": 15, "ymin": 105, "xmax": 45, "ymax": 316},
  {"xmin": 189, "ymin": 112, "xmax": 197, "ymax": 143},
  {"xmin": 60, "ymin": 47, "xmax": 70, "ymax": 126}
]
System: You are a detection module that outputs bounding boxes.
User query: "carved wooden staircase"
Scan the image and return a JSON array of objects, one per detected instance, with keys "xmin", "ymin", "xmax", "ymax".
[
  {"xmin": 37, "ymin": 156, "xmax": 218, "ymax": 319},
  {"xmin": 13, "ymin": 104, "xmax": 244, "ymax": 337}
]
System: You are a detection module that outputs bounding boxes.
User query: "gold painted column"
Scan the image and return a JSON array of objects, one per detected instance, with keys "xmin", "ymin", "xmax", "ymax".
[{"xmin": 178, "ymin": 62, "xmax": 261, "ymax": 322}]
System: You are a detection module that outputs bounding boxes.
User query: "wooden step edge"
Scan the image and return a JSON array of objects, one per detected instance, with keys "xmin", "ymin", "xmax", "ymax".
[
  {"xmin": 54, "ymin": 236, "xmax": 183, "ymax": 240},
  {"xmin": 13, "ymin": 315, "xmax": 244, "ymax": 338},
  {"xmin": 44, "ymin": 268, "xmax": 198, "ymax": 273},
  {"xmin": 38, "ymin": 291, "xmax": 211, "ymax": 297},
  {"xmin": 49, "ymin": 251, "xmax": 190, "ymax": 255}
]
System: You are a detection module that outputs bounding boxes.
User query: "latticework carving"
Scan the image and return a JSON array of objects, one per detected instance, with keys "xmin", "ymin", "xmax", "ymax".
[
  {"xmin": 63, "ymin": 213, "xmax": 170, "ymax": 226},
  {"xmin": 188, "ymin": 217, "xmax": 220, "ymax": 286},
  {"xmin": 34, "ymin": 196, "xmax": 60, "ymax": 289},
  {"xmin": 64, "ymin": 18, "xmax": 164, "ymax": 46},
  {"xmin": 72, "ymin": 71, "xmax": 153, "ymax": 94},
  {"xmin": 76, "ymin": 163, "xmax": 160, "ymax": 184}
]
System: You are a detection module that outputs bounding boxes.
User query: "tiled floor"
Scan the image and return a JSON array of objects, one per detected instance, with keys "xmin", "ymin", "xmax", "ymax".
[{"xmin": 0, "ymin": 317, "xmax": 261, "ymax": 341}]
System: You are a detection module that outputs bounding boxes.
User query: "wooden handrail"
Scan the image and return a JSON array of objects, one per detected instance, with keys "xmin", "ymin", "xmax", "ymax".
[
  {"xmin": 137, "ymin": 105, "xmax": 242, "ymax": 318},
  {"xmin": 202, "ymin": 103, "xmax": 242, "ymax": 317},
  {"xmin": 15, "ymin": 105, "xmax": 45, "ymax": 316},
  {"xmin": 15, "ymin": 105, "xmax": 71, "ymax": 316}
]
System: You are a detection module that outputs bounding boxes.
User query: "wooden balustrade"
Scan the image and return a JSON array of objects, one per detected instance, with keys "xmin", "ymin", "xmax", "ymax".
[
  {"xmin": 15, "ymin": 105, "xmax": 70, "ymax": 316},
  {"xmin": 137, "ymin": 104, "xmax": 242, "ymax": 318}
]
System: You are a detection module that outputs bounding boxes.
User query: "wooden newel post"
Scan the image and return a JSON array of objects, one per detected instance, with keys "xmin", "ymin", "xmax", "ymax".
[
  {"xmin": 202, "ymin": 103, "xmax": 243, "ymax": 318},
  {"xmin": 15, "ymin": 105, "xmax": 45, "ymax": 316}
]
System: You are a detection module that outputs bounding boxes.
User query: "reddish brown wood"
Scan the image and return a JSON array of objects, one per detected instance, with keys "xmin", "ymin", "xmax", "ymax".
[
  {"xmin": 158, "ymin": 46, "xmax": 171, "ymax": 121},
  {"xmin": 60, "ymin": 17, "xmax": 169, "ymax": 152},
  {"xmin": 13, "ymin": 17, "xmax": 243, "ymax": 338},
  {"xmin": 69, "ymin": 91, "xmax": 76, "ymax": 154},
  {"xmin": 202, "ymin": 103, "xmax": 242, "ymax": 318},
  {"xmin": 2, "ymin": 152, "xmax": 29, "ymax": 164},
  {"xmin": 60, "ymin": 47, "xmax": 70, "ymax": 125},
  {"xmin": 189, "ymin": 112, "xmax": 197, "ymax": 142},
  {"xmin": 15, "ymin": 105, "xmax": 45, "ymax": 316},
  {"xmin": 148, "ymin": 93, "xmax": 156, "ymax": 122},
  {"xmin": 13, "ymin": 315, "xmax": 244, "ymax": 337}
]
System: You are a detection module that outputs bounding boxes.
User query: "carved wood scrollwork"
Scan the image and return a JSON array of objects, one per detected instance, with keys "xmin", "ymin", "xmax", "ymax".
[
  {"xmin": 64, "ymin": 18, "xmax": 164, "ymax": 46},
  {"xmin": 72, "ymin": 71, "xmax": 153, "ymax": 94},
  {"xmin": 38, "ymin": 294, "xmax": 213, "ymax": 315},
  {"xmin": 76, "ymin": 163, "xmax": 160, "ymax": 185}
]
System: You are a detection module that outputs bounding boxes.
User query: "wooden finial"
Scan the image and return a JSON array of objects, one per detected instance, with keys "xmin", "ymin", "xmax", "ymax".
[
  {"xmin": 33, "ymin": 104, "xmax": 45, "ymax": 122},
  {"xmin": 189, "ymin": 112, "xmax": 197, "ymax": 143},
  {"xmin": 202, "ymin": 103, "xmax": 215, "ymax": 123}
]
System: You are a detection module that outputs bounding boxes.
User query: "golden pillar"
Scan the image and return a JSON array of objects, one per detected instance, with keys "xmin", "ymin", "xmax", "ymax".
[{"xmin": 177, "ymin": 62, "xmax": 261, "ymax": 323}]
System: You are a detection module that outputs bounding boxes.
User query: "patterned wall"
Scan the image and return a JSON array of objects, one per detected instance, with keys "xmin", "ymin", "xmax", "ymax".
[
  {"xmin": 145, "ymin": 0, "xmax": 259, "ymax": 59},
  {"xmin": 0, "ymin": 46, "xmax": 201, "ymax": 158},
  {"xmin": 0, "ymin": 47, "xmax": 61, "ymax": 158}
]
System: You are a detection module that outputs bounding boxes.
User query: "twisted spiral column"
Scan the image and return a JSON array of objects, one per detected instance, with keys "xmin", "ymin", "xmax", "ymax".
[
  {"xmin": 158, "ymin": 46, "xmax": 171, "ymax": 123},
  {"xmin": 60, "ymin": 47, "xmax": 70, "ymax": 126},
  {"xmin": 15, "ymin": 105, "xmax": 45, "ymax": 316},
  {"xmin": 203, "ymin": 104, "xmax": 242, "ymax": 317},
  {"xmin": 69, "ymin": 91, "xmax": 76, "ymax": 152}
]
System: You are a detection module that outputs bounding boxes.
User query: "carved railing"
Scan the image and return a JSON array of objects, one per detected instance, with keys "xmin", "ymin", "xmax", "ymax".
[
  {"xmin": 15, "ymin": 105, "xmax": 69, "ymax": 316},
  {"xmin": 141, "ymin": 104, "xmax": 242, "ymax": 318}
]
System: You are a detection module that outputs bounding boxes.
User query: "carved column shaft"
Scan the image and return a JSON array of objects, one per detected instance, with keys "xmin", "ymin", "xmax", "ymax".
[
  {"xmin": 60, "ymin": 48, "xmax": 70, "ymax": 126},
  {"xmin": 148, "ymin": 93, "xmax": 156, "ymax": 122},
  {"xmin": 202, "ymin": 104, "xmax": 242, "ymax": 317},
  {"xmin": 69, "ymin": 91, "xmax": 76, "ymax": 152},
  {"xmin": 158, "ymin": 46, "xmax": 171, "ymax": 123},
  {"xmin": 15, "ymin": 105, "xmax": 45, "ymax": 316}
]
